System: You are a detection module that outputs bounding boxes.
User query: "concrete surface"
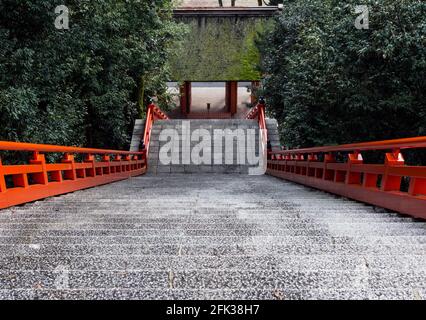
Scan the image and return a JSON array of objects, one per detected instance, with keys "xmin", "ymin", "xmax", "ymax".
[{"xmin": 0, "ymin": 174, "xmax": 425, "ymax": 300}]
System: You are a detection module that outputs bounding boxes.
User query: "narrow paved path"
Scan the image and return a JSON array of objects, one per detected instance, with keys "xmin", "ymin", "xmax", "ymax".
[{"xmin": 0, "ymin": 174, "xmax": 425, "ymax": 300}]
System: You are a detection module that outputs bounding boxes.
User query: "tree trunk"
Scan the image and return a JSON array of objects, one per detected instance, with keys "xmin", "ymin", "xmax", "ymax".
[{"xmin": 138, "ymin": 76, "xmax": 146, "ymax": 119}]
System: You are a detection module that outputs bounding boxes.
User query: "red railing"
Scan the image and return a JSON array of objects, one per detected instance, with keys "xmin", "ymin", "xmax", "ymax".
[
  {"xmin": 143, "ymin": 103, "xmax": 169, "ymax": 156},
  {"xmin": 246, "ymin": 100, "xmax": 268, "ymax": 150},
  {"xmin": 267, "ymin": 137, "xmax": 426, "ymax": 219},
  {"xmin": 0, "ymin": 142, "xmax": 146, "ymax": 209}
]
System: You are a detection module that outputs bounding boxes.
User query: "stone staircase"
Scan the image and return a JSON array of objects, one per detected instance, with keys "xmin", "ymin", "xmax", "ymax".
[
  {"xmin": 3, "ymin": 117, "xmax": 421, "ymax": 300},
  {"xmin": 129, "ymin": 119, "xmax": 145, "ymax": 152},
  {"xmin": 131, "ymin": 117, "xmax": 282, "ymax": 167},
  {"xmin": 0, "ymin": 174, "xmax": 425, "ymax": 299},
  {"xmin": 147, "ymin": 119, "xmax": 262, "ymax": 175},
  {"xmin": 265, "ymin": 118, "xmax": 281, "ymax": 151}
]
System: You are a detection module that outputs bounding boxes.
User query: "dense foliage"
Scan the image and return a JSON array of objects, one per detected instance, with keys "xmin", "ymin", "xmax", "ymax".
[
  {"xmin": 0, "ymin": 0, "xmax": 182, "ymax": 149},
  {"xmin": 170, "ymin": 18, "xmax": 270, "ymax": 81},
  {"xmin": 259, "ymin": 0, "xmax": 426, "ymax": 149}
]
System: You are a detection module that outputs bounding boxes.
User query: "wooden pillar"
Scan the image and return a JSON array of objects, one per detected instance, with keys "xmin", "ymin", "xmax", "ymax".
[
  {"xmin": 180, "ymin": 81, "xmax": 192, "ymax": 115},
  {"xmin": 225, "ymin": 81, "xmax": 238, "ymax": 115},
  {"xmin": 179, "ymin": 82, "xmax": 186, "ymax": 114},
  {"xmin": 225, "ymin": 82, "xmax": 230, "ymax": 113}
]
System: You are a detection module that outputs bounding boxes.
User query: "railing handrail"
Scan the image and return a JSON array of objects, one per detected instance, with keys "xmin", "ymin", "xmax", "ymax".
[
  {"xmin": 0, "ymin": 141, "xmax": 144, "ymax": 156},
  {"xmin": 258, "ymin": 103, "xmax": 267, "ymax": 131},
  {"xmin": 246, "ymin": 100, "xmax": 268, "ymax": 144},
  {"xmin": 150, "ymin": 103, "xmax": 169, "ymax": 121},
  {"xmin": 270, "ymin": 136, "xmax": 426, "ymax": 155},
  {"xmin": 245, "ymin": 102, "xmax": 261, "ymax": 120},
  {"xmin": 143, "ymin": 103, "xmax": 169, "ymax": 154}
]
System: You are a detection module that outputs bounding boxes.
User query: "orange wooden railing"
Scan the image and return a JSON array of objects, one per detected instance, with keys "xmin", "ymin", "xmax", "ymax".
[
  {"xmin": 246, "ymin": 99, "xmax": 268, "ymax": 151},
  {"xmin": 267, "ymin": 137, "xmax": 426, "ymax": 219},
  {"xmin": 143, "ymin": 102, "xmax": 169, "ymax": 156},
  {"xmin": 0, "ymin": 142, "xmax": 146, "ymax": 209}
]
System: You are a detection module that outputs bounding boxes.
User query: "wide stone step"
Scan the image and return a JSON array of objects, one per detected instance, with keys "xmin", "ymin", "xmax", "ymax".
[
  {"xmin": 1, "ymin": 235, "xmax": 426, "ymax": 246},
  {"xmin": 1, "ymin": 255, "xmax": 425, "ymax": 272},
  {"xmin": 0, "ymin": 288, "xmax": 424, "ymax": 300},
  {"xmin": 1, "ymin": 270, "xmax": 425, "ymax": 290},
  {"xmin": 0, "ymin": 226, "xmax": 424, "ymax": 237},
  {"xmin": 0, "ymin": 221, "xmax": 422, "ymax": 230},
  {"xmin": 0, "ymin": 211, "xmax": 413, "ymax": 221},
  {"xmin": 0, "ymin": 211, "xmax": 421, "ymax": 223},
  {"xmin": 0, "ymin": 216, "xmax": 415, "ymax": 224},
  {"xmin": 1, "ymin": 243, "xmax": 425, "ymax": 256}
]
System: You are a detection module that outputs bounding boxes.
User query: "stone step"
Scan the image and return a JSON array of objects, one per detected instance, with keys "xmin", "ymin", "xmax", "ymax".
[
  {"xmin": 0, "ymin": 288, "xmax": 424, "ymax": 300},
  {"xmin": 129, "ymin": 119, "xmax": 146, "ymax": 152},
  {"xmin": 265, "ymin": 118, "xmax": 281, "ymax": 151},
  {"xmin": 1, "ymin": 255, "xmax": 425, "ymax": 272},
  {"xmin": 1, "ymin": 243, "xmax": 424, "ymax": 257},
  {"xmin": 0, "ymin": 221, "xmax": 422, "ymax": 230},
  {"xmin": 1, "ymin": 227, "xmax": 424, "ymax": 238},
  {"xmin": 0, "ymin": 210, "xmax": 411, "ymax": 219},
  {"xmin": 1, "ymin": 235, "xmax": 425, "ymax": 246},
  {"xmin": 0, "ymin": 216, "xmax": 415, "ymax": 224},
  {"xmin": 0, "ymin": 270, "xmax": 425, "ymax": 290}
]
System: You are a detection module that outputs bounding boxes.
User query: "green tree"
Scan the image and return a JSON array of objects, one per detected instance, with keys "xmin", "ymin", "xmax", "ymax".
[
  {"xmin": 0, "ymin": 0, "xmax": 183, "ymax": 150},
  {"xmin": 259, "ymin": 0, "xmax": 426, "ymax": 152}
]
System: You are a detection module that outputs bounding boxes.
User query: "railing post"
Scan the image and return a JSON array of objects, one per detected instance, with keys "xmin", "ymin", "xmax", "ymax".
[
  {"xmin": 114, "ymin": 154, "xmax": 122, "ymax": 173},
  {"xmin": 323, "ymin": 153, "xmax": 335, "ymax": 181},
  {"xmin": 84, "ymin": 154, "xmax": 96, "ymax": 177},
  {"xmin": 334, "ymin": 154, "xmax": 346, "ymax": 183},
  {"xmin": 307, "ymin": 153, "xmax": 318, "ymax": 177},
  {"xmin": 295, "ymin": 154, "xmax": 304, "ymax": 175},
  {"xmin": 285, "ymin": 154, "xmax": 291, "ymax": 172},
  {"xmin": 29, "ymin": 151, "xmax": 48, "ymax": 185},
  {"xmin": 102, "ymin": 155, "xmax": 111, "ymax": 175},
  {"xmin": 132, "ymin": 155, "xmax": 138, "ymax": 170},
  {"xmin": 95, "ymin": 157, "xmax": 103, "ymax": 176},
  {"xmin": 346, "ymin": 151, "xmax": 363, "ymax": 185},
  {"xmin": 141, "ymin": 150, "xmax": 147, "ymax": 169},
  {"xmin": 0, "ymin": 157, "xmax": 6, "ymax": 193},
  {"xmin": 62, "ymin": 153, "xmax": 76, "ymax": 180},
  {"xmin": 123, "ymin": 155, "xmax": 131, "ymax": 172},
  {"xmin": 381, "ymin": 149, "xmax": 404, "ymax": 191}
]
